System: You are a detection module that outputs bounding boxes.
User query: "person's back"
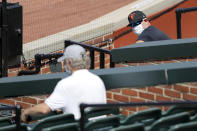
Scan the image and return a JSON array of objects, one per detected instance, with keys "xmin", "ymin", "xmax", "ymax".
[
  {"xmin": 21, "ymin": 45, "xmax": 107, "ymax": 122},
  {"xmin": 46, "ymin": 69, "xmax": 106, "ymax": 120}
]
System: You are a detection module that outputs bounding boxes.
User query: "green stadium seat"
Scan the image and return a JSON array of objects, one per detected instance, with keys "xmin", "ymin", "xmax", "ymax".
[
  {"xmin": 29, "ymin": 113, "xmax": 75, "ymax": 131},
  {"xmin": 120, "ymin": 108, "xmax": 161, "ymax": 126},
  {"xmin": 147, "ymin": 112, "xmax": 190, "ymax": 131},
  {"xmin": 85, "ymin": 107, "xmax": 123, "ymax": 121},
  {"xmin": 109, "ymin": 123, "xmax": 145, "ymax": 131},
  {"xmin": 168, "ymin": 121, "xmax": 197, "ymax": 131},
  {"xmin": 162, "ymin": 105, "xmax": 197, "ymax": 116},
  {"xmin": 85, "ymin": 115, "xmax": 120, "ymax": 131},
  {"xmin": 0, "ymin": 123, "xmax": 28, "ymax": 131},
  {"xmin": 190, "ymin": 113, "xmax": 197, "ymax": 121},
  {"xmin": 0, "ymin": 116, "xmax": 13, "ymax": 127},
  {"xmin": 27, "ymin": 110, "xmax": 62, "ymax": 122},
  {"xmin": 41, "ymin": 122, "xmax": 79, "ymax": 131}
]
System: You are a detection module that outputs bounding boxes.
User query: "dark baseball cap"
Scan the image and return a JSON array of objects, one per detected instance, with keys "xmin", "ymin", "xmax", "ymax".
[{"xmin": 128, "ymin": 10, "xmax": 146, "ymax": 26}]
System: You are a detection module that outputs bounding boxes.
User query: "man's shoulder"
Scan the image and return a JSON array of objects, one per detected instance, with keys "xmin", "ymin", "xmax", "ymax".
[
  {"xmin": 142, "ymin": 25, "xmax": 168, "ymax": 37},
  {"xmin": 145, "ymin": 26, "xmax": 158, "ymax": 32},
  {"xmin": 147, "ymin": 26, "xmax": 168, "ymax": 35},
  {"xmin": 137, "ymin": 26, "xmax": 153, "ymax": 40},
  {"xmin": 57, "ymin": 76, "xmax": 73, "ymax": 86},
  {"xmin": 137, "ymin": 26, "xmax": 159, "ymax": 41}
]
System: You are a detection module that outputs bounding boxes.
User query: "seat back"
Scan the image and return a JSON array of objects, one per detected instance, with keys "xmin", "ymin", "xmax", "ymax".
[
  {"xmin": 121, "ymin": 108, "xmax": 161, "ymax": 125},
  {"xmin": 163, "ymin": 105, "xmax": 197, "ymax": 116},
  {"xmin": 148, "ymin": 112, "xmax": 190, "ymax": 131},
  {"xmin": 0, "ymin": 123, "xmax": 28, "ymax": 131},
  {"xmin": 0, "ymin": 116, "xmax": 12, "ymax": 127},
  {"xmin": 169, "ymin": 121, "xmax": 197, "ymax": 131},
  {"xmin": 27, "ymin": 111, "xmax": 62, "ymax": 122},
  {"xmin": 30, "ymin": 113, "xmax": 75, "ymax": 131},
  {"xmin": 41, "ymin": 122, "xmax": 79, "ymax": 131},
  {"xmin": 190, "ymin": 113, "xmax": 197, "ymax": 121},
  {"xmin": 110, "ymin": 123, "xmax": 145, "ymax": 131},
  {"xmin": 85, "ymin": 107, "xmax": 120, "ymax": 121},
  {"xmin": 85, "ymin": 115, "xmax": 120, "ymax": 131}
]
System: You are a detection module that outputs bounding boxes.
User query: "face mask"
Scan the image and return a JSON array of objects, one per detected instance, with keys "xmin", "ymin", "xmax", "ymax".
[
  {"xmin": 64, "ymin": 64, "xmax": 71, "ymax": 76},
  {"xmin": 132, "ymin": 24, "xmax": 144, "ymax": 36}
]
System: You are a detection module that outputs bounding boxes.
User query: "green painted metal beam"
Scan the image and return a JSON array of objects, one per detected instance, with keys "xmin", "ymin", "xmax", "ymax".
[
  {"xmin": 1, "ymin": 61, "xmax": 197, "ymax": 98},
  {"xmin": 0, "ymin": 73, "xmax": 65, "ymax": 98},
  {"xmin": 111, "ymin": 38, "xmax": 197, "ymax": 63},
  {"xmin": 94, "ymin": 65, "xmax": 166, "ymax": 90}
]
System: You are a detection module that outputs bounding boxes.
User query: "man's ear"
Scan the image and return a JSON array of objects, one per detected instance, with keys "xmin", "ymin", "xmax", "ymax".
[
  {"xmin": 143, "ymin": 18, "xmax": 148, "ymax": 22},
  {"xmin": 68, "ymin": 59, "xmax": 72, "ymax": 65}
]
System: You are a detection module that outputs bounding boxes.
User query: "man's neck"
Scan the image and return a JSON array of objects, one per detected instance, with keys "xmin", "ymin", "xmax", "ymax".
[{"xmin": 71, "ymin": 68, "xmax": 82, "ymax": 74}]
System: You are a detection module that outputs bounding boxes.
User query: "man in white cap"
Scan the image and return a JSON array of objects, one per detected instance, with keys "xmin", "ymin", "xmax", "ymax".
[{"xmin": 21, "ymin": 44, "xmax": 106, "ymax": 121}]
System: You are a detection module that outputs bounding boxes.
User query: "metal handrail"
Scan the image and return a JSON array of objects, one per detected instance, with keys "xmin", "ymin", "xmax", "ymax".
[
  {"xmin": 176, "ymin": 6, "xmax": 197, "ymax": 39},
  {"xmin": 64, "ymin": 40, "xmax": 114, "ymax": 69},
  {"xmin": 65, "ymin": 40, "xmax": 111, "ymax": 54},
  {"xmin": 17, "ymin": 40, "xmax": 114, "ymax": 76}
]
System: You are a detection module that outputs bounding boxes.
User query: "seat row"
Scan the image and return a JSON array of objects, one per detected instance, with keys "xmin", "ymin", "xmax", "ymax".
[{"xmin": 0, "ymin": 105, "xmax": 197, "ymax": 131}]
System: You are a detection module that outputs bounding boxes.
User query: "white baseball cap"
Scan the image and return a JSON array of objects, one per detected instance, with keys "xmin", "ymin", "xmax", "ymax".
[{"xmin": 57, "ymin": 45, "xmax": 86, "ymax": 62}]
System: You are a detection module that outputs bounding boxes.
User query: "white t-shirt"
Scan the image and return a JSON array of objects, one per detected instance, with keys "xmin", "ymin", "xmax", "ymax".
[{"xmin": 45, "ymin": 69, "xmax": 106, "ymax": 120}]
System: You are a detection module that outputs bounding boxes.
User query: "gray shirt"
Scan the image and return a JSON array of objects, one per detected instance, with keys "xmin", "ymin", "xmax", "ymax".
[{"xmin": 137, "ymin": 26, "xmax": 171, "ymax": 42}]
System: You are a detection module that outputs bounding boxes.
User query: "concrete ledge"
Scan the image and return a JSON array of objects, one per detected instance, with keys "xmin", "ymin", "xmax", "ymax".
[{"xmin": 111, "ymin": 38, "xmax": 197, "ymax": 62}]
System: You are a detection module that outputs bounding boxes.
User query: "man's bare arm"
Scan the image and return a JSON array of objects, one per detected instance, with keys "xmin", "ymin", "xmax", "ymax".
[{"xmin": 21, "ymin": 103, "xmax": 51, "ymax": 122}]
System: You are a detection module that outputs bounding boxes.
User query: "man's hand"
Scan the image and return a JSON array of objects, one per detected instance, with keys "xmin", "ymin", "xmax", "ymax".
[
  {"xmin": 21, "ymin": 110, "xmax": 29, "ymax": 123},
  {"xmin": 20, "ymin": 103, "xmax": 51, "ymax": 123},
  {"xmin": 136, "ymin": 40, "xmax": 144, "ymax": 43}
]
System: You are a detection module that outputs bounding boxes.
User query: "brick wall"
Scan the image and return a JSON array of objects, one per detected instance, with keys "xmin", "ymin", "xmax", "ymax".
[
  {"xmin": 107, "ymin": 83, "xmax": 197, "ymax": 116},
  {"xmin": 107, "ymin": 57, "xmax": 197, "ymax": 115}
]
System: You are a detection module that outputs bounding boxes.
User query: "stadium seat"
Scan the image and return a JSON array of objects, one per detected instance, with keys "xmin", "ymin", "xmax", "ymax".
[
  {"xmin": 168, "ymin": 121, "xmax": 197, "ymax": 131},
  {"xmin": 190, "ymin": 113, "xmax": 197, "ymax": 121},
  {"xmin": 162, "ymin": 105, "xmax": 197, "ymax": 116},
  {"xmin": 0, "ymin": 123, "xmax": 28, "ymax": 131},
  {"xmin": 0, "ymin": 116, "xmax": 13, "ymax": 127},
  {"xmin": 29, "ymin": 113, "xmax": 75, "ymax": 131},
  {"xmin": 109, "ymin": 123, "xmax": 145, "ymax": 131},
  {"xmin": 27, "ymin": 110, "xmax": 62, "ymax": 122},
  {"xmin": 85, "ymin": 115, "xmax": 120, "ymax": 131},
  {"xmin": 120, "ymin": 108, "xmax": 161, "ymax": 126},
  {"xmin": 147, "ymin": 112, "xmax": 190, "ymax": 131},
  {"xmin": 41, "ymin": 122, "xmax": 79, "ymax": 131},
  {"xmin": 85, "ymin": 107, "xmax": 123, "ymax": 121}
]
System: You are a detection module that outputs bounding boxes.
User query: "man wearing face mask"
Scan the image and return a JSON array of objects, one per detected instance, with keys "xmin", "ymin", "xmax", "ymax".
[
  {"xmin": 128, "ymin": 10, "xmax": 170, "ymax": 43},
  {"xmin": 21, "ymin": 45, "xmax": 106, "ymax": 122}
]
